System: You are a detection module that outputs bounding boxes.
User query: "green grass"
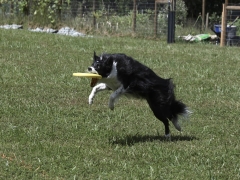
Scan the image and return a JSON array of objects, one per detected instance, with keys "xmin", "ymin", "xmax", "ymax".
[{"xmin": 0, "ymin": 29, "xmax": 240, "ymax": 179}]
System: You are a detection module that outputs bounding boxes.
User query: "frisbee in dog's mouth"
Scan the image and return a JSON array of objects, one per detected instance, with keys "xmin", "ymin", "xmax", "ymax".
[
  {"xmin": 73, "ymin": 73, "xmax": 102, "ymax": 87},
  {"xmin": 73, "ymin": 73, "xmax": 102, "ymax": 79}
]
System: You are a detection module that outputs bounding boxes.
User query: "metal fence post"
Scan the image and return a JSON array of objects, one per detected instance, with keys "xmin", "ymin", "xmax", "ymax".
[{"xmin": 167, "ymin": 0, "xmax": 175, "ymax": 43}]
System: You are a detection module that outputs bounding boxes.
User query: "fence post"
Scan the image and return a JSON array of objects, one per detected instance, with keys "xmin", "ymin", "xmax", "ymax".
[
  {"xmin": 168, "ymin": 0, "xmax": 175, "ymax": 43},
  {"xmin": 93, "ymin": 0, "xmax": 96, "ymax": 29},
  {"xmin": 173, "ymin": 0, "xmax": 176, "ymax": 41},
  {"xmin": 154, "ymin": 0, "xmax": 157, "ymax": 37},
  {"xmin": 206, "ymin": 13, "xmax": 209, "ymax": 29},
  {"xmin": 220, "ymin": 3, "xmax": 227, "ymax": 47},
  {"xmin": 133, "ymin": 0, "xmax": 137, "ymax": 33},
  {"xmin": 10, "ymin": 1, "xmax": 14, "ymax": 14},
  {"xmin": 202, "ymin": 0, "xmax": 206, "ymax": 31}
]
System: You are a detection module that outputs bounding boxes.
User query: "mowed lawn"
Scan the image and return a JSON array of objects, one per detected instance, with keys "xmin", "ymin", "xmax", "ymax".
[{"xmin": 0, "ymin": 29, "xmax": 240, "ymax": 179}]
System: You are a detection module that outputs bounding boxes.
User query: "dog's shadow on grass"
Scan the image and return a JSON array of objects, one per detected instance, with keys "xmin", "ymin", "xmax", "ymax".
[{"xmin": 110, "ymin": 134, "xmax": 198, "ymax": 146}]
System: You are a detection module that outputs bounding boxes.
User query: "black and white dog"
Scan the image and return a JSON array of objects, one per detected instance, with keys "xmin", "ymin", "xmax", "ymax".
[{"xmin": 88, "ymin": 52, "xmax": 190, "ymax": 137}]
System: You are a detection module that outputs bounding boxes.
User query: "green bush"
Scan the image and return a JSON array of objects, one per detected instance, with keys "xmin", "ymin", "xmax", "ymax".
[
  {"xmin": 175, "ymin": 0, "xmax": 188, "ymax": 26},
  {"xmin": 232, "ymin": 19, "xmax": 240, "ymax": 35},
  {"xmin": 209, "ymin": 12, "xmax": 221, "ymax": 27}
]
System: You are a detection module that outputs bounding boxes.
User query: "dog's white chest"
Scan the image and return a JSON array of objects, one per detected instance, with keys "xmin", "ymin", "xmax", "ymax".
[{"xmin": 100, "ymin": 61, "xmax": 121, "ymax": 90}]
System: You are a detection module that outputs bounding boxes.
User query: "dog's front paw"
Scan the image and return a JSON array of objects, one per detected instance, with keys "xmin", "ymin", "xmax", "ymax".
[{"xmin": 88, "ymin": 96, "xmax": 93, "ymax": 105}]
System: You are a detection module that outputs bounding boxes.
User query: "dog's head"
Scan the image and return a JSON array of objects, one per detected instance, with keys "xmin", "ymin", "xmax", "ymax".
[{"xmin": 88, "ymin": 52, "xmax": 113, "ymax": 77}]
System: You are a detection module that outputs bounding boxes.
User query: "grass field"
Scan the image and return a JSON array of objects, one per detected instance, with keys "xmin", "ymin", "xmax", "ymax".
[{"xmin": 0, "ymin": 29, "xmax": 240, "ymax": 179}]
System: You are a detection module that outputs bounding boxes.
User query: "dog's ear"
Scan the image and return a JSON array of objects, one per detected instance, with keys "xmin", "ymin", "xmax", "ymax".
[{"xmin": 93, "ymin": 51, "xmax": 98, "ymax": 61}]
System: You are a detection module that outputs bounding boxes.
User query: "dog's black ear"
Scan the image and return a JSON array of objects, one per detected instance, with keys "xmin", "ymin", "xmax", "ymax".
[{"xmin": 93, "ymin": 51, "xmax": 97, "ymax": 61}]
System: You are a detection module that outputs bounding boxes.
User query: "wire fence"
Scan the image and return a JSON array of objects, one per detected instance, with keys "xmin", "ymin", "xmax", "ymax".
[
  {"xmin": 211, "ymin": 3, "xmax": 240, "ymax": 46},
  {"xmin": 225, "ymin": 3, "xmax": 240, "ymax": 46},
  {"xmin": 0, "ymin": 1, "xmax": 183, "ymax": 39}
]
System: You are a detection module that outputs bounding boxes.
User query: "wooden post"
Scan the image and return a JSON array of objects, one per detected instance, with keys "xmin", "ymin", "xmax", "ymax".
[
  {"xmin": 133, "ymin": 0, "xmax": 137, "ymax": 33},
  {"xmin": 226, "ymin": 6, "xmax": 240, "ymax": 10},
  {"xmin": 206, "ymin": 13, "xmax": 209, "ymax": 29},
  {"xmin": 225, "ymin": 0, "xmax": 229, "ymax": 6},
  {"xmin": 154, "ymin": 0, "xmax": 157, "ymax": 37},
  {"xmin": 93, "ymin": 0, "xmax": 96, "ymax": 29},
  {"xmin": 220, "ymin": 0, "xmax": 228, "ymax": 47},
  {"xmin": 173, "ymin": 0, "xmax": 176, "ymax": 42},
  {"xmin": 220, "ymin": 4, "xmax": 226, "ymax": 47},
  {"xmin": 202, "ymin": 0, "xmax": 206, "ymax": 31},
  {"xmin": 10, "ymin": 1, "xmax": 14, "ymax": 14}
]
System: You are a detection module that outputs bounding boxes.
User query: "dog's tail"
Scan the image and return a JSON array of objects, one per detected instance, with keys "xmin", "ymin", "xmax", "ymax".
[
  {"xmin": 167, "ymin": 79, "xmax": 191, "ymax": 131},
  {"xmin": 171, "ymin": 100, "xmax": 188, "ymax": 117},
  {"xmin": 170, "ymin": 100, "xmax": 191, "ymax": 131},
  {"xmin": 170, "ymin": 100, "xmax": 189, "ymax": 131}
]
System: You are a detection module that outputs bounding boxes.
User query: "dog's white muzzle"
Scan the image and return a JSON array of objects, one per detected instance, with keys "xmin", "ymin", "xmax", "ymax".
[{"xmin": 88, "ymin": 67, "xmax": 98, "ymax": 74}]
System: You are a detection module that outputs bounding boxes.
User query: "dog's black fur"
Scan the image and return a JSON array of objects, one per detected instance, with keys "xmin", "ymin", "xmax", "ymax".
[{"xmin": 88, "ymin": 52, "xmax": 189, "ymax": 136}]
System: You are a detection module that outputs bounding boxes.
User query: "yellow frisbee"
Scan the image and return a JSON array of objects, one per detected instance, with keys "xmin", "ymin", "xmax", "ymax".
[{"xmin": 73, "ymin": 73, "xmax": 102, "ymax": 79}]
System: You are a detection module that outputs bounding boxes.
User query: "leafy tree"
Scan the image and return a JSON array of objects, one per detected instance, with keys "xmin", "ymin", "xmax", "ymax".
[{"xmin": 183, "ymin": 0, "xmax": 240, "ymax": 18}]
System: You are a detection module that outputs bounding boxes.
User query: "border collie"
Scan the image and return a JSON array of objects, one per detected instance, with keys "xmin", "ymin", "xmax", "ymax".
[{"xmin": 88, "ymin": 52, "xmax": 190, "ymax": 137}]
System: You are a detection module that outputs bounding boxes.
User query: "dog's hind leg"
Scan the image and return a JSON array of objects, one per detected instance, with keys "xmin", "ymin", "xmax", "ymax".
[
  {"xmin": 147, "ymin": 99, "xmax": 171, "ymax": 137},
  {"xmin": 155, "ymin": 112, "xmax": 171, "ymax": 139},
  {"xmin": 109, "ymin": 85, "xmax": 125, "ymax": 110},
  {"xmin": 162, "ymin": 118, "xmax": 171, "ymax": 138}
]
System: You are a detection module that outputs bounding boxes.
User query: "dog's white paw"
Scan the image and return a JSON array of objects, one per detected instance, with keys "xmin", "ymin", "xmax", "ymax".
[{"xmin": 88, "ymin": 96, "xmax": 93, "ymax": 105}]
